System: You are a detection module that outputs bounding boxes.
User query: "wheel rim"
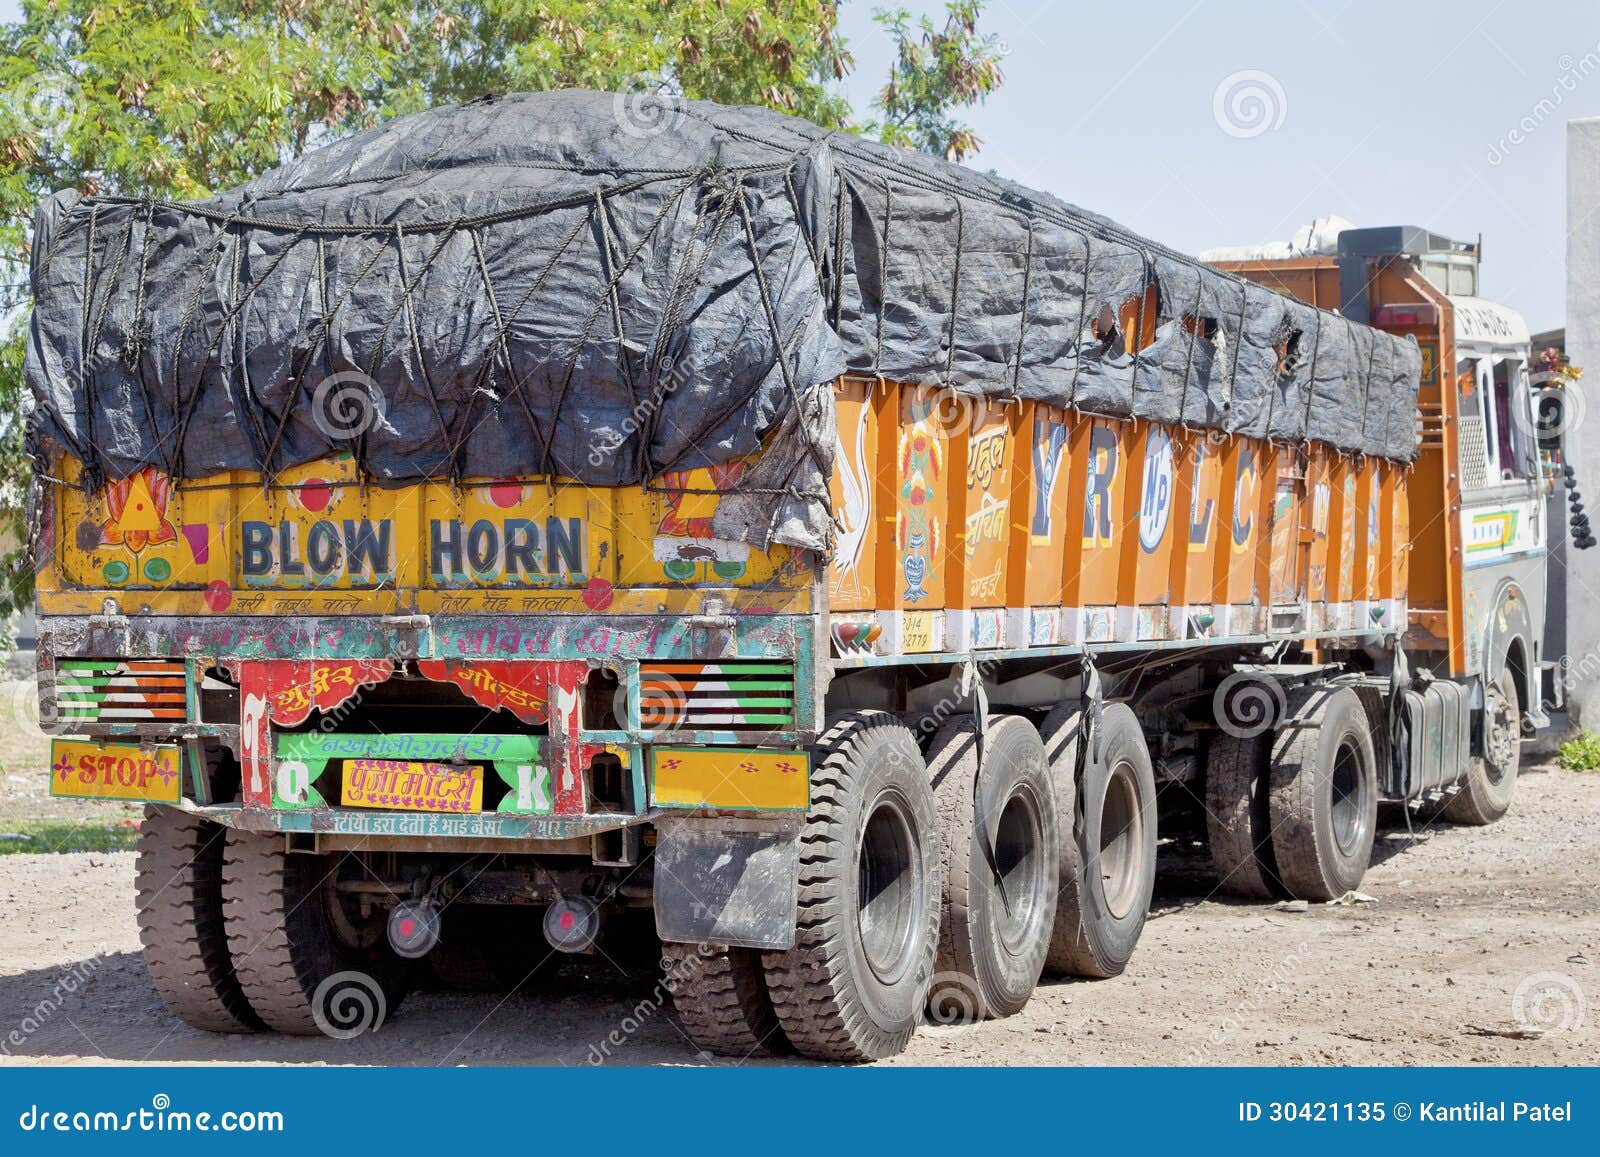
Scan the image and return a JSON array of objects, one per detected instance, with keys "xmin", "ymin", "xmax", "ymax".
[
  {"xmin": 1098, "ymin": 760, "xmax": 1143, "ymax": 921},
  {"xmin": 324, "ymin": 855, "xmax": 382, "ymax": 950},
  {"xmin": 1483, "ymin": 681, "xmax": 1517, "ymax": 784},
  {"xmin": 991, "ymin": 786, "xmax": 1047, "ymax": 955},
  {"xmin": 1329, "ymin": 738, "xmax": 1369, "ymax": 857},
  {"xmin": 856, "ymin": 791, "xmax": 922, "ymax": 985}
]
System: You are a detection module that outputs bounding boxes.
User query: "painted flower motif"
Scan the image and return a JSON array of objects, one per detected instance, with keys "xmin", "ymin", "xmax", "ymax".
[{"xmin": 99, "ymin": 466, "xmax": 176, "ymax": 555}]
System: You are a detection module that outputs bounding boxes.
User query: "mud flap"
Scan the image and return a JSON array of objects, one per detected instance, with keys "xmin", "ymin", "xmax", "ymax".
[{"xmin": 652, "ymin": 816, "xmax": 801, "ymax": 950}]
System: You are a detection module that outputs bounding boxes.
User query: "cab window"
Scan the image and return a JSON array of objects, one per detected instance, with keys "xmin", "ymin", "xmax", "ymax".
[
  {"xmin": 1457, "ymin": 354, "xmax": 1536, "ymax": 484},
  {"xmin": 1491, "ymin": 357, "xmax": 1537, "ymax": 480}
]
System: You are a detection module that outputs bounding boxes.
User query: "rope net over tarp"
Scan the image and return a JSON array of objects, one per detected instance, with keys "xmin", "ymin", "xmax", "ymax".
[{"xmin": 25, "ymin": 90, "xmax": 1422, "ymax": 555}]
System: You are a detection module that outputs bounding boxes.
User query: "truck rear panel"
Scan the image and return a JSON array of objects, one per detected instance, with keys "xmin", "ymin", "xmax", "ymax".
[{"xmin": 38, "ymin": 452, "xmax": 820, "ymax": 844}]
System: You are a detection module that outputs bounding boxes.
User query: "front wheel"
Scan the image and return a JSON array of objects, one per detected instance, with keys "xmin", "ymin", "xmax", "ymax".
[{"xmin": 1442, "ymin": 668, "xmax": 1520, "ymax": 825}]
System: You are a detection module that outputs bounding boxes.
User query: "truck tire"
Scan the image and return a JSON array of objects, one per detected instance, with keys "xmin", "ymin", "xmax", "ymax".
[
  {"xmin": 222, "ymin": 829, "xmax": 412, "ymax": 1035},
  {"xmin": 135, "ymin": 805, "xmax": 262, "ymax": 1033},
  {"xmin": 762, "ymin": 711, "xmax": 939, "ymax": 1062},
  {"xmin": 663, "ymin": 942, "xmax": 787, "ymax": 1058},
  {"xmin": 1442, "ymin": 667, "xmax": 1520, "ymax": 825},
  {"xmin": 1268, "ymin": 685, "xmax": 1378, "ymax": 901},
  {"xmin": 1037, "ymin": 704, "xmax": 1083, "ymax": 976},
  {"xmin": 926, "ymin": 715, "xmax": 1058, "ymax": 1022},
  {"xmin": 1204, "ymin": 732, "xmax": 1283, "ymax": 899},
  {"xmin": 1043, "ymin": 702, "xmax": 1157, "ymax": 979}
]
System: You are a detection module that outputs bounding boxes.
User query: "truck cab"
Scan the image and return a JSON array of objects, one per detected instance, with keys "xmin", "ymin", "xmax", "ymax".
[{"xmin": 1215, "ymin": 225, "xmax": 1555, "ymax": 774}]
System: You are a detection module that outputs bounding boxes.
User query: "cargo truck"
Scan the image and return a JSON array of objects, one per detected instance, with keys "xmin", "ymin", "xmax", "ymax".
[{"xmin": 22, "ymin": 92, "xmax": 1558, "ymax": 1062}]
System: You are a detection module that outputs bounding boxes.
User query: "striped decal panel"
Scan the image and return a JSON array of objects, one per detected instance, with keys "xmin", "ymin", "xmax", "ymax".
[
  {"xmin": 638, "ymin": 661, "xmax": 795, "ymax": 730},
  {"xmin": 53, "ymin": 660, "xmax": 187, "ymax": 724}
]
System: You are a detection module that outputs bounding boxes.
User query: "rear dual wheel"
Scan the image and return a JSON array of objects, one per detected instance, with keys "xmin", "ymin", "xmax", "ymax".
[
  {"xmin": 926, "ymin": 715, "xmax": 1058, "ymax": 1022},
  {"xmin": 135, "ymin": 805, "xmax": 261, "ymax": 1033},
  {"xmin": 1267, "ymin": 685, "xmax": 1378, "ymax": 901},
  {"xmin": 1042, "ymin": 703, "xmax": 1158, "ymax": 979},
  {"xmin": 1205, "ymin": 731, "xmax": 1283, "ymax": 899},
  {"xmin": 139, "ymin": 812, "xmax": 414, "ymax": 1037},
  {"xmin": 663, "ymin": 942, "xmax": 786, "ymax": 1058},
  {"xmin": 758, "ymin": 711, "xmax": 941, "ymax": 1062},
  {"xmin": 221, "ymin": 829, "xmax": 413, "ymax": 1036}
]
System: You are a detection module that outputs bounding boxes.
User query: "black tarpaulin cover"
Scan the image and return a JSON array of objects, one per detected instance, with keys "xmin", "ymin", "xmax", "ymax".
[{"xmin": 25, "ymin": 90, "xmax": 1421, "ymax": 555}]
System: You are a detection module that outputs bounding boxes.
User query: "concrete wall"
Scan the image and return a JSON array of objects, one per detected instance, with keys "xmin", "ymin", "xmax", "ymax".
[{"xmin": 1564, "ymin": 118, "xmax": 1600, "ymax": 723}]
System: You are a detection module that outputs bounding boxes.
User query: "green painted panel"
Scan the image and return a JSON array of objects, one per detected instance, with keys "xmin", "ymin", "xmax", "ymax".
[
  {"xmin": 275, "ymin": 732, "xmax": 541, "ymax": 763},
  {"xmin": 493, "ymin": 757, "xmax": 555, "ymax": 816}
]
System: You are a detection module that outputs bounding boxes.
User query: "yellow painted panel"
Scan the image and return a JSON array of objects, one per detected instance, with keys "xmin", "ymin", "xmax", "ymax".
[
  {"xmin": 50, "ymin": 739, "xmax": 181, "ymax": 803},
  {"xmin": 342, "ymin": 760, "xmax": 484, "ymax": 813},
  {"xmin": 45, "ymin": 453, "xmax": 813, "ymax": 614},
  {"xmin": 650, "ymin": 747, "xmax": 810, "ymax": 811}
]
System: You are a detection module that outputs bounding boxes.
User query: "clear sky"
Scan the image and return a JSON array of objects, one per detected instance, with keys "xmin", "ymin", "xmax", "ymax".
[
  {"xmin": 838, "ymin": 0, "xmax": 1597, "ymax": 334},
  {"xmin": 4, "ymin": 0, "xmax": 1593, "ymax": 330}
]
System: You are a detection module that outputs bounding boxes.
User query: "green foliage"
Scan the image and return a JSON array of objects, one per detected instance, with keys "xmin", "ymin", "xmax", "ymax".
[
  {"xmin": 868, "ymin": 0, "xmax": 1003, "ymax": 162},
  {"xmin": 0, "ymin": 0, "xmax": 439, "ymax": 629},
  {"xmin": 0, "ymin": 818, "xmax": 141, "ymax": 855},
  {"xmin": 1557, "ymin": 730, "xmax": 1600, "ymax": 771},
  {"xmin": 383, "ymin": 1, "xmax": 855, "ymax": 129},
  {"xmin": 0, "ymin": 1, "xmax": 1002, "ymax": 631}
]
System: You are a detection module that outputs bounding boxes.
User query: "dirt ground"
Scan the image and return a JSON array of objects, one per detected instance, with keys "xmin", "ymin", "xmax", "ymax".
[{"xmin": 0, "ymin": 748, "xmax": 1594, "ymax": 1067}]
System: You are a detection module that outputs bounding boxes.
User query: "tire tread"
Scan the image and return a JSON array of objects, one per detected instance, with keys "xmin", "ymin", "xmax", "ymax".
[
  {"xmin": 1204, "ymin": 732, "xmax": 1280, "ymax": 899},
  {"xmin": 665, "ymin": 943, "xmax": 787, "ymax": 1058},
  {"xmin": 761, "ymin": 711, "xmax": 937, "ymax": 1062},
  {"xmin": 135, "ymin": 806, "xmax": 262, "ymax": 1034}
]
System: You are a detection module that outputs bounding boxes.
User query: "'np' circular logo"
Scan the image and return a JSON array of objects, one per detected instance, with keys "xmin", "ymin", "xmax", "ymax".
[{"xmin": 1138, "ymin": 428, "xmax": 1175, "ymax": 553}]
